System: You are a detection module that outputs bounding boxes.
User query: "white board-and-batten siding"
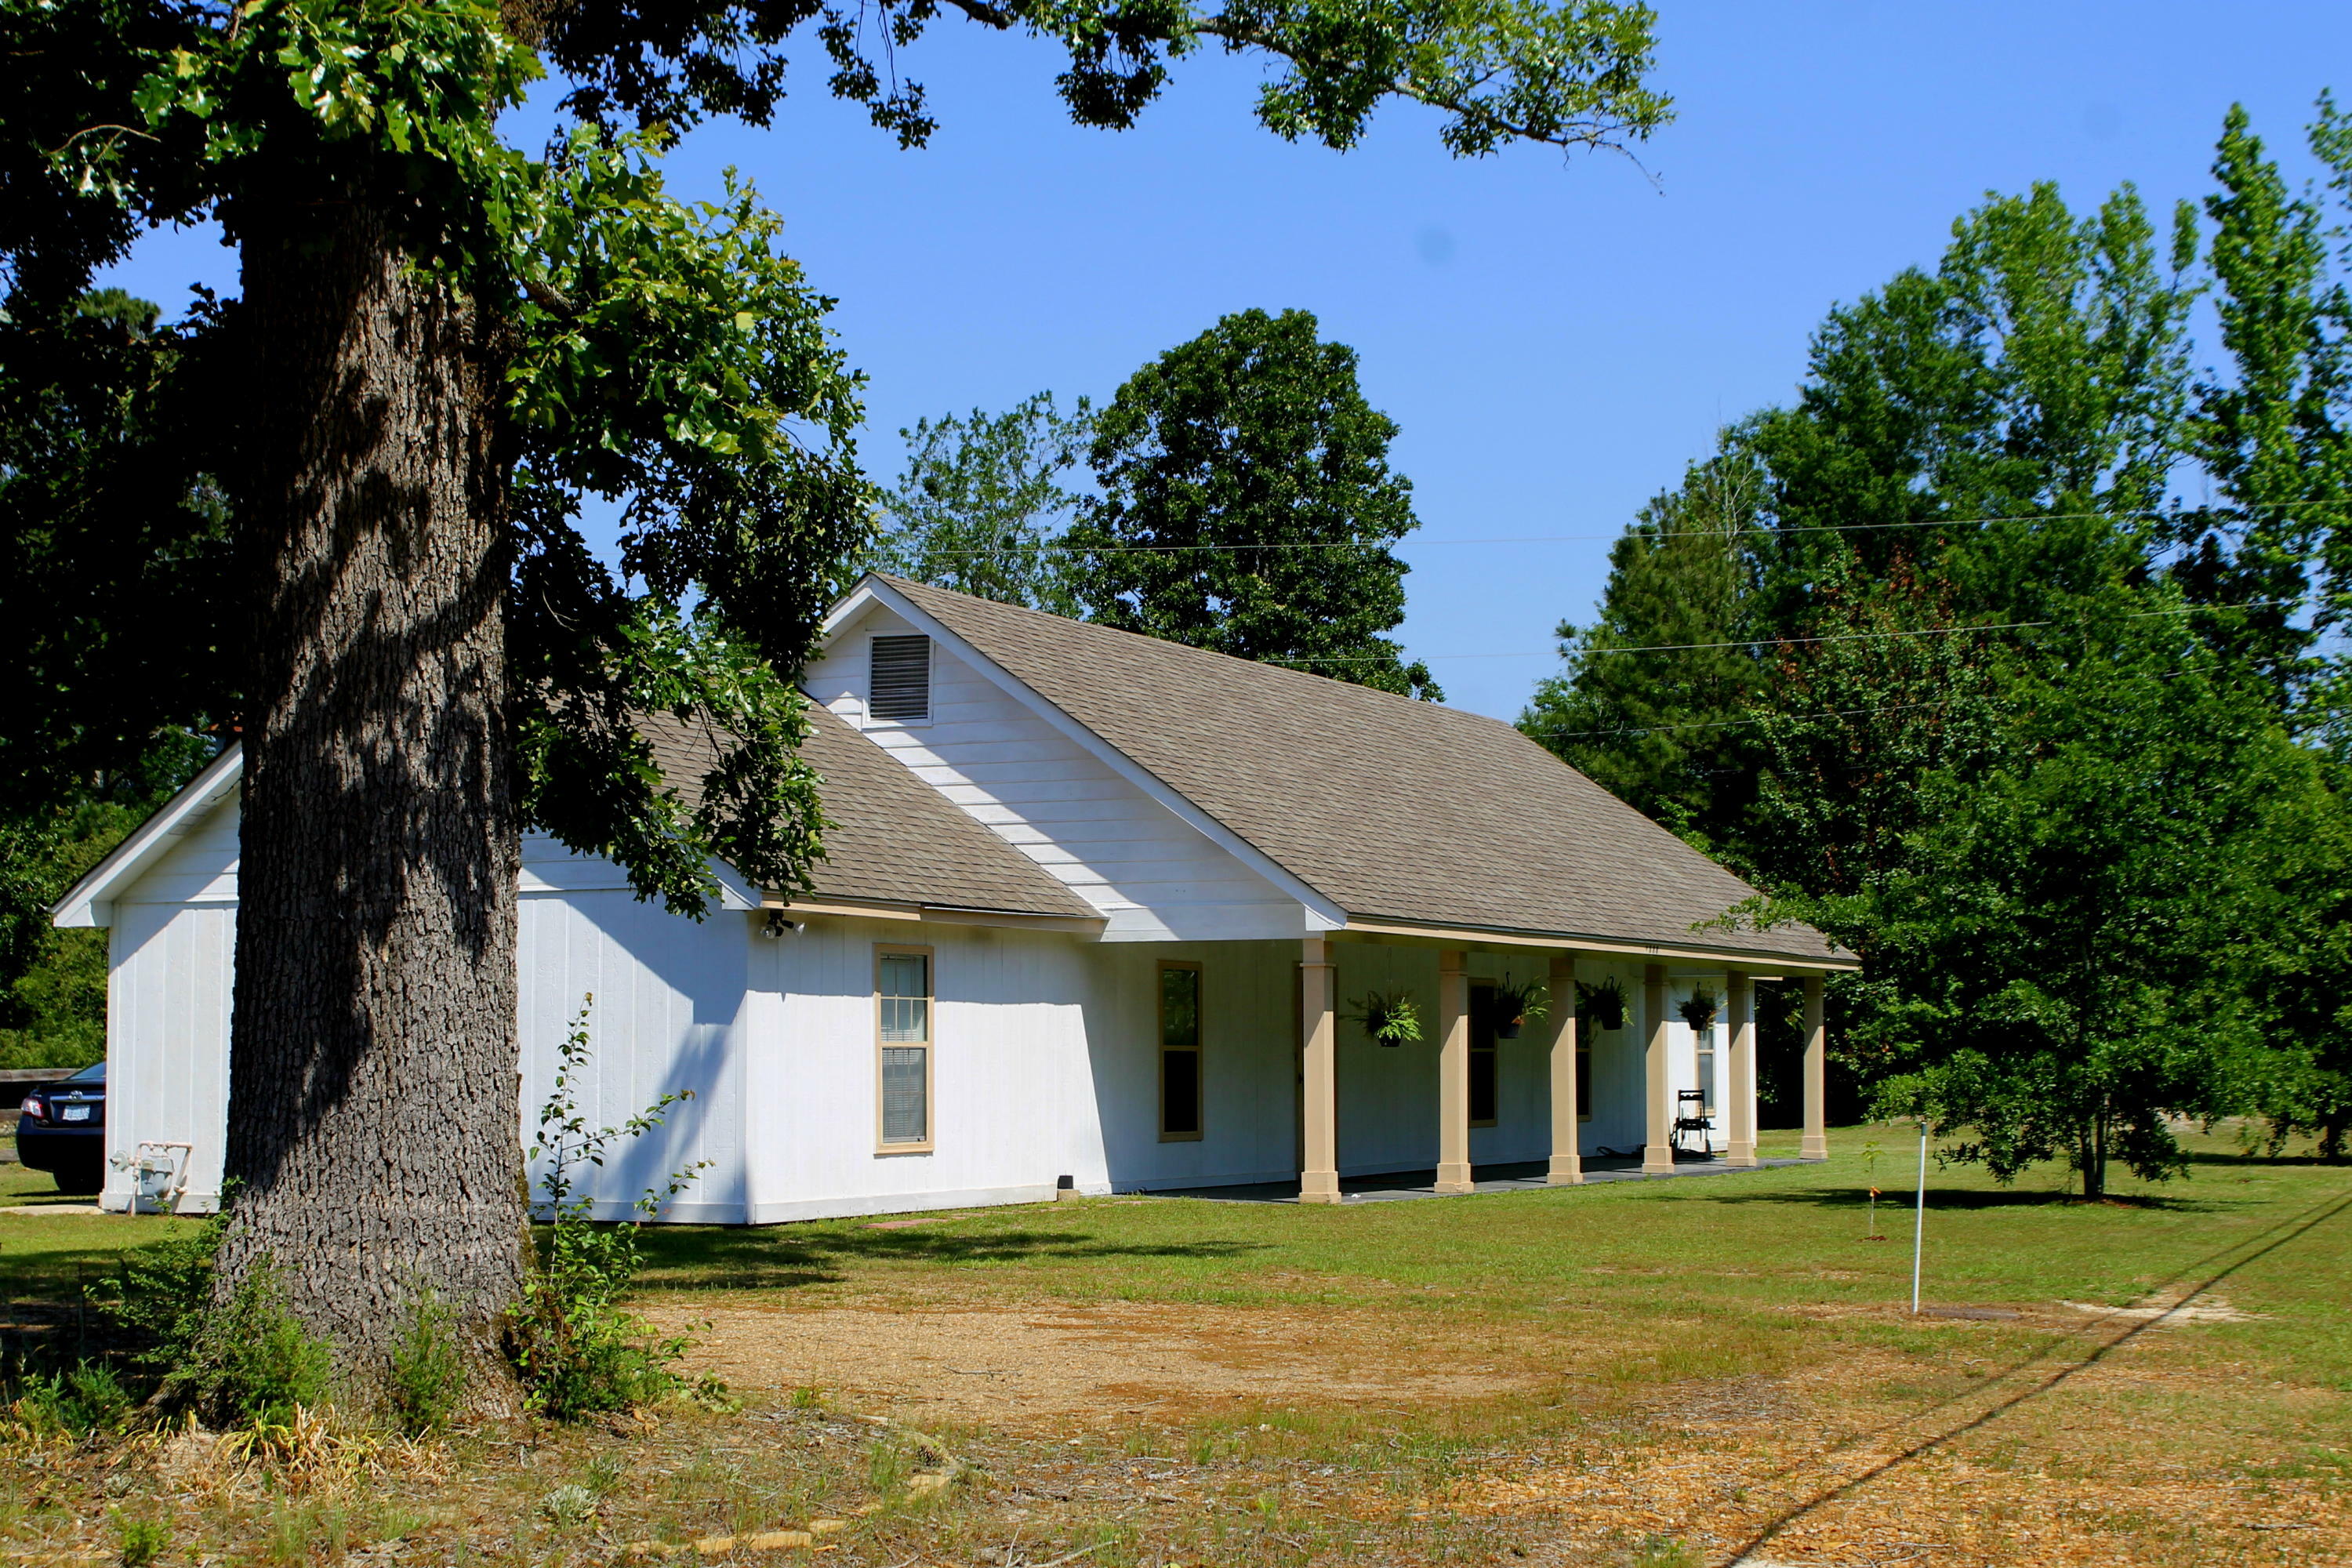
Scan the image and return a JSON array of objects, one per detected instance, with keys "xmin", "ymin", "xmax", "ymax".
[
  {"xmin": 803, "ymin": 603, "xmax": 1313, "ymax": 942},
  {"xmin": 85, "ymin": 792, "xmax": 1127, "ymax": 1223}
]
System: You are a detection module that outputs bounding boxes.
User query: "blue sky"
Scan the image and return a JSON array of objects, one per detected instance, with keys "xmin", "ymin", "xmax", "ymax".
[{"xmin": 103, "ymin": 2, "xmax": 2350, "ymax": 719}]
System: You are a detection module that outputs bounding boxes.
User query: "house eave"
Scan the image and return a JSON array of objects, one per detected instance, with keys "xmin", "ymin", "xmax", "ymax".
[
  {"xmin": 1337, "ymin": 915, "xmax": 1860, "ymax": 974},
  {"xmin": 50, "ymin": 745, "xmax": 245, "ymax": 930},
  {"xmin": 764, "ymin": 892, "xmax": 1108, "ymax": 935}
]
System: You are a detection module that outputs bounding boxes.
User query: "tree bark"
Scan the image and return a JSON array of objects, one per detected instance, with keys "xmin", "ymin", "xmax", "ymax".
[{"xmin": 220, "ymin": 188, "xmax": 526, "ymax": 1394}]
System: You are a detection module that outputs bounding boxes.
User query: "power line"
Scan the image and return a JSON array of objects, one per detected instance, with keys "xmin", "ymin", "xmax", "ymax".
[
  {"xmin": 1257, "ymin": 596, "xmax": 2306, "ymax": 666},
  {"xmin": 906, "ymin": 504, "xmax": 2349, "ymax": 557},
  {"xmin": 1521, "ymin": 662, "xmax": 2215, "ymax": 745}
]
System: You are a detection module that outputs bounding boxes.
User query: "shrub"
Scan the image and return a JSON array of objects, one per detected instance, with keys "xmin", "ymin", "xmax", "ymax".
[
  {"xmin": 162, "ymin": 1263, "xmax": 333, "ymax": 1428},
  {"xmin": 508, "ymin": 1000, "xmax": 707, "ymax": 1421},
  {"xmin": 5, "ymin": 1359, "xmax": 132, "ymax": 1441},
  {"xmin": 91, "ymin": 1207, "xmax": 336, "ymax": 1429},
  {"xmin": 91, "ymin": 1212, "xmax": 227, "ymax": 1381},
  {"xmin": 387, "ymin": 1287, "xmax": 467, "ymax": 1437}
]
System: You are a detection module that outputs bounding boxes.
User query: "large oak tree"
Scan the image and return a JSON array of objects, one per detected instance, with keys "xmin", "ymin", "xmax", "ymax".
[{"xmin": 2, "ymin": 0, "xmax": 1671, "ymax": 1394}]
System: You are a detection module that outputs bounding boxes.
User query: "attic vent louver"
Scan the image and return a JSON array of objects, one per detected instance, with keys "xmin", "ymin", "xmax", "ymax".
[{"xmin": 869, "ymin": 635, "xmax": 931, "ymax": 720}]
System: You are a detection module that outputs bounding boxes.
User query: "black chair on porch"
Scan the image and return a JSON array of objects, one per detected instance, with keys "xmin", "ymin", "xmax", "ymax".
[{"xmin": 1671, "ymin": 1089, "xmax": 1714, "ymax": 1158}]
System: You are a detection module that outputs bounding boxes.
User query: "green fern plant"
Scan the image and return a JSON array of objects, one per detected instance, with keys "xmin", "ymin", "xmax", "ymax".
[
  {"xmin": 1347, "ymin": 990, "xmax": 1425, "ymax": 1047},
  {"xmin": 1576, "ymin": 977, "xmax": 1628, "ymax": 1032}
]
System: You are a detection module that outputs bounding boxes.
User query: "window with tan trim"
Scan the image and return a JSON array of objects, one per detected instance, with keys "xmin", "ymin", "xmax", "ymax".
[
  {"xmin": 876, "ymin": 946, "xmax": 934, "ymax": 1152},
  {"xmin": 1159, "ymin": 961, "xmax": 1203, "ymax": 1142}
]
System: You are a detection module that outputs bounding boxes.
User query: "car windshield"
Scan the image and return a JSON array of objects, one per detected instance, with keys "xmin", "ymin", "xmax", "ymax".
[{"xmin": 64, "ymin": 1062, "xmax": 103, "ymax": 1083}]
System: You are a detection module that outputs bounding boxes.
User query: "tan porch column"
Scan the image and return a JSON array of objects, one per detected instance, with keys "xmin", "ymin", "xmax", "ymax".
[
  {"xmin": 1801, "ymin": 974, "xmax": 1829, "ymax": 1161},
  {"xmin": 1545, "ymin": 952, "xmax": 1582, "ymax": 1185},
  {"xmin": 1726, "ymin": 970, "xmax": 1758, "ymax": 1168},
  {"xmin": 1436, "ymin": 950, "xmax": 1474, "ymax": 1194},
  {"xmin": 1299, "ymin": 938, "xmax": 1341, "ymax": 1203},
  {"xmin": 1642, "ymin": 962, "xmax": 1675, "ymax": 1175}
]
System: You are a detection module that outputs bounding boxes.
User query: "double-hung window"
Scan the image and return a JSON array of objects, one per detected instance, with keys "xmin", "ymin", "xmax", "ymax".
[
  {"xmin": 1695, "ymin": 1027, "xmax": 1718, "ymax": 1119},
  {"xmin": 1159, "ymin": 962, "xmax": 1203, "ymax": 1141},
  {"xmin": 877, "ymin": 947, "xmax": 934, "ymax": 1151},
  {"xmin": 1468, "ymin": 985, "xmax": 1499, "ymax": 1127}
]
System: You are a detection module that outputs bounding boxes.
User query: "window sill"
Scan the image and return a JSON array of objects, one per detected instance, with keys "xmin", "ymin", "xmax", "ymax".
[
  {"xmin": 875, "ymin": 1144, "xmax": 935, "ymax": 1156},
  {"xmin": 1157, "ymin": 1132, "xmax": 1203, "ymax": 1143}
]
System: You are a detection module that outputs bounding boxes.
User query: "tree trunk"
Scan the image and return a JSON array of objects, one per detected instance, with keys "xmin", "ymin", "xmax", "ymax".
[
  {"xmin": 220, "ymin": 188, "xmax": 525, "ymax": 1396},
  {"xmin": 2082, "ymin": 1116, "xmax": 2107, "ymax": 1203}
]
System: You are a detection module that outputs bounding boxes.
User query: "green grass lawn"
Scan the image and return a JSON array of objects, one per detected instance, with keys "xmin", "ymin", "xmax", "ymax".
[
  {"xmin": 629, "ymin": 1126, "xmax": 2352, "ymax": 1393},
  {"xmin": 0, "ymin": 1159, "xmax": 201, "ymax": 1304}
]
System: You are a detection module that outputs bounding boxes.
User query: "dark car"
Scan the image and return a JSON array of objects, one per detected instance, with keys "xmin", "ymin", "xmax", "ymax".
[{"xmin": 16, "ymin": 1062, "xmax": 105, "ymax": 1194}]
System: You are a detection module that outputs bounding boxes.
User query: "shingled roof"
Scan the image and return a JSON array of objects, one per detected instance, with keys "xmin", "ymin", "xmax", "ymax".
[
  {"xmin": 877, "ymin": 576, "xmax": 1844, "ymax": 966},
  {"xmin": 644, "ymin": 702, "xmax": 1098, "ymax": 921}
]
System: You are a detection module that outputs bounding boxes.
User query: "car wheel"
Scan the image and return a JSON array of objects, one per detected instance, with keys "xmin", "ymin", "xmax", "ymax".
[{"xmin": 52, "ymin": 1161, "xmax": 102, "ymax": 1196}]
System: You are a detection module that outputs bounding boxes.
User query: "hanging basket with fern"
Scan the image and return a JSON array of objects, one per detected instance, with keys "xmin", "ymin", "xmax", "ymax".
[
  {"xmin": 1679, "ymin": 989, "xmax": 1719, "ymax": 1035},
  {"xmin": 1347, "ymin": 990, "xmax": 1424, "ymax": 1048},
  {"xmin": 1489, "ymin": 976, "xmax": 1549, "ymax": 1040},
  {"xmin": 1576, "ymin": 977, "xmax": 1628, "ymax": 1033}
]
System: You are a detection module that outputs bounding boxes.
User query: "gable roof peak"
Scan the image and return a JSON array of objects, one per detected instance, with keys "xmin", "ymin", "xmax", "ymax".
[{"xmin": 870, "ymin": 574, "xmax": 1845, "ymax": 966}]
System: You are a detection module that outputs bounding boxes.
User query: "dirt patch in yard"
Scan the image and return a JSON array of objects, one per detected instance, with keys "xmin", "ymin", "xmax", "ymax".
[{"xmin": 648, "ymin": 1298, "xmax": 1537, "ymax": 1428}]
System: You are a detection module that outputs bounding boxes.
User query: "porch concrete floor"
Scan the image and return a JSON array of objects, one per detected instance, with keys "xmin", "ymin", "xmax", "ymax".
[{"xmin": 1142, "ymin": 1153, "xmax": 1808, "ymax": 1203}]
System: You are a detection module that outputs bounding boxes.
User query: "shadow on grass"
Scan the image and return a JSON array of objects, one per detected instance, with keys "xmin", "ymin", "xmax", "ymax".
[
  {"xmin": 1671, "ymin": 1185, "xmax": 2238, "ymax": 1214},
  {"xmin": 633, "ymin": 1223, "xmax": 1272, "ymax": 1292},
  {"xmin": 2184, "ymin": 1147, "xmax": 2350, "ymax": 1170}
]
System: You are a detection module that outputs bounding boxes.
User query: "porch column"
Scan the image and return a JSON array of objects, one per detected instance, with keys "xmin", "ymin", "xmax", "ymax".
[
  {"xmin": 1300, "ymin": 937, "xmax": 1341, "ymax": 1203},
  {"xmin": 1642, "ymin": 962, "xmax": 1675, "ymax": 1175},
  {"xmin": 1545, "ymin": 951, "xmax": 1581, "ymax": 1184},
  {"xmin": 1726, "ymin": 969, "xmax": 1758, "ymax": 1168},
  {"xmin": 1801, "ymin": 974, "xmax": 1829, "ymax": 1161},
  {"xmin": 1436, "ymin": 949, "xmax": 1473, "ymax": 1194}
]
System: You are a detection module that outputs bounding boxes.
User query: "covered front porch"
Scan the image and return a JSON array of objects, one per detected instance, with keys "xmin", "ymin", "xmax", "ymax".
[
  {"xmin": 1098, "ymin": 928, "xmax": 1846, "ymax": 1202},
  {"xmin": 1274, "ymin": 929, "xmax": 1842, "ymax": 1202}
]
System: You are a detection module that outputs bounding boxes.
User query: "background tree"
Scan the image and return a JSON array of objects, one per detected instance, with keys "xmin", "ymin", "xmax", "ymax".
[
  {"xmin": 2176, "ymin": 104, "xmax": 2349, "ymax": 706},
  {"xmin": 0, "ymin": 284, "xmax": 227, "ymax": 1065},
  {"xmin": 2, "ymin": 0, "xmax": 1670, "ymax": 1391},
  {"xmin": 872, "ymin": 392, "xmax": 1091, "ymax": 613},
  {"xmin": 1861, "ymin": 597, "xmax": 2316, "ymax": 1198},
  {"xmin": 1065, "ymin": 307, "xmax": 1441, "ymax": 698},
  {"xmin": 1523, "ymin": 132, "xmax": 2352, "ymax": 1181},
  {"xmin": 1519, "ymin": 444, "xmax": 1766, "ymax": 848}
]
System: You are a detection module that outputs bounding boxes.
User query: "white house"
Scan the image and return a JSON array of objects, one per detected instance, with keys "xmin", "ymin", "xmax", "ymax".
[{"xmin": 53, "ymin": 575, "xmax": 1853, "ymax": 1221}]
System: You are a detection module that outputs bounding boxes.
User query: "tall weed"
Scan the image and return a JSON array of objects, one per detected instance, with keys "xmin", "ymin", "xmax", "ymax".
[{"xmin": 509, "ymin": 999, "xmax": 708, "ymax": 1420}]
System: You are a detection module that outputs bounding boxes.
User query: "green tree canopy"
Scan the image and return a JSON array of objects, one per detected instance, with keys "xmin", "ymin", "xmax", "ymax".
[
  {"xmin": 1523, "ymin": 114, "xmax": 2352, "ymax": 1185},
  {"xmin": 1065, "ymin": 307, "xmax": 1440, "ymax": 698},
  {"xmin": 872, "ymin": 392, "xmax": 1092, "ymax": 614}
]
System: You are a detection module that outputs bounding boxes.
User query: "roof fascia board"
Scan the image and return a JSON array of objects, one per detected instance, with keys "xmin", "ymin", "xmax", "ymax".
[
  {"xmin": 858, "ymin": 579, "xmax": 1350, "ymax": 929},
  {"xmin": 50, "ymin": 742, "xmax": 760, "ymax": 926},
  {"xmin": 1338, "ymin": 917, "xmax": 1860, "ymax": 973},
  {"xmin": 765, "ymin": 893, "xmax": 1107, "ymax": 934},
  {"xmin": 817, "ymin": 576, "xmax": 887, "ymax": 641},
  {"xmin": 52, "ymin": 745, "xmax": 245, "ymax": 929},
  {"xmin": 709, "ymin": 857, "xmax": 760, "ymax": 913}
]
